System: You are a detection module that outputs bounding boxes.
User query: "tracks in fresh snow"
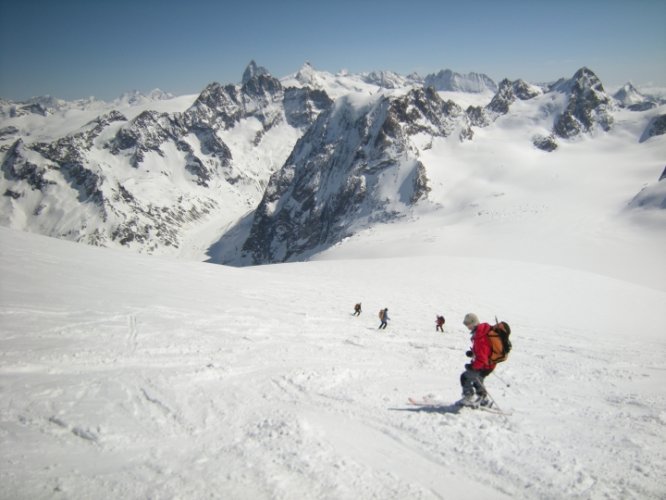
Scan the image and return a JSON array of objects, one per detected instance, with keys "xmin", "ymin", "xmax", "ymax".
[
  {"xmin": 127, "ymin": 314, "xmax": 139, "ymax": 354},
  {"xmin": 1, "ymin": 240, "xmax": 665, "ymax": 499}
]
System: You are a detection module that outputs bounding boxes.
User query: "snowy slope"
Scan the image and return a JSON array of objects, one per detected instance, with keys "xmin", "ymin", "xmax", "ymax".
[
  {"xmin": 313, "ymin": 99, "xmax": 666, "ymax": 291},
  {"xmin": 1, "ymin": 227, "xmax": 665, "ymax": 499}
]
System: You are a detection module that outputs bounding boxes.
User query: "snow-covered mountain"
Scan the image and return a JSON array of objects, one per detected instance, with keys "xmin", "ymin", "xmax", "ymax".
[
  {"xmin": 423, "ymin": 69, "xmax": 497, "ymax": 93},
  {"xmin": 227, "ymin": 88, "xmax": 472, "ymax": 264},
  {"xmin": 113, "ymin": 88, "xmax": 175, "ymax": 107},
  {"xmin": 1, "ymin": 63, "xmax": 665, "ymax": 266},
  {"xmin": 213, "ymin": 66, "xmax": 665, "ymax": 269},
  {"xmin": 0, "ymin": 63, "xmax": 332, "ymax": 255},
  {"xmin": 0, "ymin": 89, "xmax": 174, "ymax": 119}
]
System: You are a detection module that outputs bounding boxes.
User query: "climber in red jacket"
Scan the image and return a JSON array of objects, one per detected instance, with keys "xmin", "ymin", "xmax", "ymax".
[{"xmin": 458, "ymin": 313, "xmax": 496, "ymax": 408}]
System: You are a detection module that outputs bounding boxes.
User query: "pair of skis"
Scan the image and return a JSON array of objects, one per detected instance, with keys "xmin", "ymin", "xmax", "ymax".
[{"xmin": 407, "ymin": 396, "xmax": 512, "ymax": 416}]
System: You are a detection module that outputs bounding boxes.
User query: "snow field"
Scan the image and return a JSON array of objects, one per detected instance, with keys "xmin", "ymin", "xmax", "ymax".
[{"xmin": 1, "ymin": 227, "xmax": 665, "ymax": 499}]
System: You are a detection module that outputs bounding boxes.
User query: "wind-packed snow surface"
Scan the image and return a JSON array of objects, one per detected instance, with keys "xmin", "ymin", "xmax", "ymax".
[{"xmin": 1, "ymin": 227, "xmax": 665, "ymax": 499}]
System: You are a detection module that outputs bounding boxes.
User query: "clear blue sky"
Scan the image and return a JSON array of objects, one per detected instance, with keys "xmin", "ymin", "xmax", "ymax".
[{"xmin": 1, "ymin": 0, "xmax": 664, "ymax": 101}]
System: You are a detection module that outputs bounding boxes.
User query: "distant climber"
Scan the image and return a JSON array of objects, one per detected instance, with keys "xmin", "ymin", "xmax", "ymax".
[
  {"xmin": 457, "ymin": 313, "xmax": 495, "ymax": 408},
  {"xmin": 353, "ymin": 303, "xmax": 362, "ymax": 316},
  {"xmin": 435, "ymin": 315, "xmax": 445, "ymax": 332},
  {"xmin": 378, "ymin": 308, "xmax": 389, "ymax": 329}
]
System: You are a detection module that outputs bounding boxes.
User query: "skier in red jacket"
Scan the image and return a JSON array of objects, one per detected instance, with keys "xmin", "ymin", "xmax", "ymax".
[{"xmin": 458, "ymin": 313, "xmax": 495, "ymax": 407}]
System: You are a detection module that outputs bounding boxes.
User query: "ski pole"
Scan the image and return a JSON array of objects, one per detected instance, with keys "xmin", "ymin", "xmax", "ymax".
[
  {"xmin": 492, "ymin": 372, "xmax": 511, "ymax": 388},
  {"xmin": 484, "ymin": 388, "xmax": 510, "ymax": 421}
]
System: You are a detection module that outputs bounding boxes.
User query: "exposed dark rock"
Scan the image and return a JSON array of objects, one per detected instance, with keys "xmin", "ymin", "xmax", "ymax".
[
  {"xmin": 110, "ymin": 110, "xmax": 183, "ymax": 167},
  {"xmin": 4, "ymin": 189, "xmax": 22, "ymax": 199},
  {"xmin": 628, "ymin": 102, "xmax": 657, "ymax": 112},
  {"xmin": 0, "ymin": 126, "xmax": 19, "ymax": 139},
  {"xmin": 1, "ymin": 139, "xmax": 54, "ymax": 191},
  {"xmin": 533, "ymin": 134, "xmax": 558, "ymax": 152},
  {"xmin": 553, "ymin": 68, "xmax": 613, "ymax": 139},
  {"xmin": 466, "ymin": 106, "xmax": 490, "ymax": 127},
  {"xmin": 639, "ymin": 114, "xmax": 666, "ymax": 143},
  {"xmin": 487, "ymin": 78, "xmax": 541, "ymax": 116},
  {"xmin": 242, "ymin": 60, "xmax": 270, "ymax": 85},
  {"xmin": 283, "ymin": 87, "xmax": 334, "ymax": 128},
  {"xmin": 235, "ymin": 87, "xmax": 478, "ymax": 264}
]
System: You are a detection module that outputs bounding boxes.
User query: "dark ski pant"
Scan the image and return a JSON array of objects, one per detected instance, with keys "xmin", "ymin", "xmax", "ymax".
[
  {"xmin": 353, "ymin": 310, "xmax": 361, "ymax": 316},
  {"xmin": 378, "ymin": 321, "xmax": 387, "ymax": 329},
  {"xmin": 436, "ymin": 325, "xmax": 443, "ymax": 332},
  {"xmin": 460, "ymin": 367, "xmax": 492, "ymax": 397}
]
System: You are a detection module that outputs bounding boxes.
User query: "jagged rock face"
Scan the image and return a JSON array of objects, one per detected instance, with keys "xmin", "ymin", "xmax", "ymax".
[
  {"xmin": 283, "ymin": 87, "xmax": 334, "ymax": 128},
  {"xmin": 487, "ymin": 79, "xmax": 542, "ymax": 116},
  {"xmin": 487, "ymin": 79, "xmax": 515, "ymax": 115},
  {"xmin": 1, "ymin": 63, "xmax": 335, "ymax": 254},
  {"xmin": 1, "ymin": 109, "xmax": 222, "ymax": 250},
  {"xmin": 237, "ymin": 87, "xmax": 476, "ymax": 264},
  {"xmin": 423, "ymin": 69, "xmax": 497, "ymax": 93},
  {"xmin": 389, "ymin": 87, "xmax": 472, "ymax": 140},
  {"xmin": 464, "ymin": 78, "xmax": 541, "ymax": 128},
  {"xmin": 182, "ymin": 71, "xmax": 287, "ymax": 132},
  {"xmin": 1, "ymin": 139, "xmax": 55, "ymax": 192},
  {"xmin": 111, "ymin": 69, "xmax": 330, "ymax": 180},
  {"xmin": 4, "ymin": 112, "xmax": 126, "ymax": 206},
  {"xmin": 553, "ymin": 68, "xmax": 613, "ymax": 139},
  {"xmin": 512, "ymin": 79, "xmax": 542, "ymax": 101},
  {"xmin": 640, "ymin": 114, "xmax": 666, "ymax": 143},
  {"xmin": 466, "ymin": 106, "xmax": 490, "ymax": 127},
  {"xmin": 242, "ymin": 60, "xmax": 270, "ymax": 85},
  {"xmin": 111, "ymin": 110, "xmax": 185, "ymax": 167}
]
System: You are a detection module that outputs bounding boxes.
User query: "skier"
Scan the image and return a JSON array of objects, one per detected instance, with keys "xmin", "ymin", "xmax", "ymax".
[
  {"xmin": 458, "ymin": 313, "xmax": 495, "ymax": 407},
  {"xmin": 378, "ymin": 308, "xmax": 389, "ymax": 329},
  {"xmin": 435, "ymin": 315, "xmax": 445, "ymax": 332},
  {"xmin": 353, "ymin": 303, "xmax": 362, "ymax": 316}
]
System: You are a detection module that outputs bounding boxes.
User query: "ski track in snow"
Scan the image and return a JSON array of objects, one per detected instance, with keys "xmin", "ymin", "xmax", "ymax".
[{"xmin": 1, "ymin": 228, "xmax": 665, "ymax": 499}]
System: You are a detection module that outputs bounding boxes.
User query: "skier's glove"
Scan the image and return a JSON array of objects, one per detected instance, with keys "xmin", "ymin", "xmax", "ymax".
[
  {"xmin": 464, "ymin": 363, "xmax": 471, "ymax": 370},
  {"xmin": 465, "ymin": 350, "xmax": 473, "ymax": 358}
]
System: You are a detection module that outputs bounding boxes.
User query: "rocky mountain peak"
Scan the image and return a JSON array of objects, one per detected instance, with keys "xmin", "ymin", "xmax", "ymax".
[
  {"xmin": 241, "ymin": 60, "xmax": 270, "ymax": 85},
  {"xmin": 423, "ymin": 69, "xmax": 497, "ymax": 93},
  {"xmin": 224, "ymin": 86, "xmax": 483, "ymax": 265},
  {"xmin": 640, "ymin": 114, "xmax": 666, "ymax": 143},
  {"xmin": 553, "ymin": 67, "xmax": 613, "ymax": 139},
  {"xmin": 240, "ymin": 72, "xmax": 283, "ymax": 100},
  {"xmin": 294, "ymin": 62, "xmax": 318, "ymax": 86},
  {"xmin": 612, "ymin": 82, "xmax": 655, "ymax": 111},
  {"xmin": 475, "ymin": 78, "xmax": 542, "ymax": 124}
]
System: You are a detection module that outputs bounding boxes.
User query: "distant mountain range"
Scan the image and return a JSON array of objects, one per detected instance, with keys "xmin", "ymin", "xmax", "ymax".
[{"xmin": 1, "ymin": 62, "xmax": 665, "ymax": 264}]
